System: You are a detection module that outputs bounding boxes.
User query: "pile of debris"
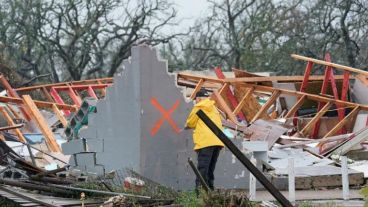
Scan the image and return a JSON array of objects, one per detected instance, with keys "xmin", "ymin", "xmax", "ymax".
[{"xmin": 0, "ymin": 46, "xmax": 366, "ymax": 206}]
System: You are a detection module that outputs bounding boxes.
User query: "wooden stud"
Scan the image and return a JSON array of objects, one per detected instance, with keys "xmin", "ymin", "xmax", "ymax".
[
  {"xmin": 322, "ymin": 106, "xmax": 360, "ymax": 139},
  {"xmin": 251, "ymin": 90, "xmax": 281, "ymax": 123},
  {"xmin": 0, "ymin": 107, "xmax": 27, "ymax": 143},
  {"xmin": 189, "ymin": 79, "xmax": 205, "ymax": 100},
  {"xmin": 52, "ymin": 104, "xmax": 68, "ymax": 128},
  {"xmin": 218, "ymin": 83, "xmax": 230, "ymax": 96},
  {"xmin": 22, "ymin": 95, "xmax": 61, "ymax": 152},
  {"xmin": 300, "ymin": 102, "xmax": 332, "ymax": 136},
  {"xmin": 233, "ymin": 87, "xmax": 254, "ymax": 115},
  {"xmin": 285, "ymin": 95, "xmax": 307, "ymax": 118},
  {"xmin": 212, "ymin": 91, "xmax": 239, "ymax": 124}
]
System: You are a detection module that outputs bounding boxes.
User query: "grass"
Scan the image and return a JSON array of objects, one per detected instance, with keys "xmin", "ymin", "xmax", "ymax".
[{"xmin": 175, "ymin": 190, "xmax": 258, "ymax": 207}]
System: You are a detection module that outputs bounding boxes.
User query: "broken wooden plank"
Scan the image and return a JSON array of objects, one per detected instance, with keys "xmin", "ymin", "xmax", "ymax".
[
  {"xmin": 276, "ymin": 134, "xmax": 352, "ymax": 149},
  {"xmin": 22, "ymin": 95, "xmax": 61, "ymax": 152},
  {"xmin": 247, "ymin": 119, "xmax": 288, "ymax": 149},
  {"xmin": 329, "ymin": 127, "xmax": 368, "ymax": 156}
]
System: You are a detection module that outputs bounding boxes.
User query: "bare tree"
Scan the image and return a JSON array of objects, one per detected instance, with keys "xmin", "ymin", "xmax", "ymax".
[{"xmin": 0, "ymin": 0, "xmax": 182, "ymax": 82}]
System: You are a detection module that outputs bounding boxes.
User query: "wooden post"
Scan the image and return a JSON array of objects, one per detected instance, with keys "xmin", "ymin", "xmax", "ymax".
[
  {"xmin": 22, "ymin": 95, "xmax": 61, "ymax": 152},
  {"xmin": 341, "ymin": 156, "xmax": 349, "ymax": 200},
  {"xmin": 0, "ymin": 107, "xmax": 27, "ymax": 143},
  {"xmin": 288, "ymin": 157, "xmax": 295, "ymax": 205}
]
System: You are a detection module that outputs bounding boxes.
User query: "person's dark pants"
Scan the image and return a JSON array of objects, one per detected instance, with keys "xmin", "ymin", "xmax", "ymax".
[{"xmin": 196, "ymin": 146, "xmax": 222, "ymax": 191}]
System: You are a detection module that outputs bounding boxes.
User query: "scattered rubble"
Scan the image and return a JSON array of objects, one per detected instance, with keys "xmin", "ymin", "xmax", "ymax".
[{"xmin": 0, "ymin": 46, "xmax": 367, "ymax": 206}]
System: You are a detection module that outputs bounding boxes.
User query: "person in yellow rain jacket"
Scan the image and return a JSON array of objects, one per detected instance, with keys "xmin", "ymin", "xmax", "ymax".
[{"xmin": 185, "ymin": 89, "xmax": 224, "ymax": 191}]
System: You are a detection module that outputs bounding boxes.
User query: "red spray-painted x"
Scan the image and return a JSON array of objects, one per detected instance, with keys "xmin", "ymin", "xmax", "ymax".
[{"xmin": 150, "ymin": 98, "xmax": 180, "ymax": 136}]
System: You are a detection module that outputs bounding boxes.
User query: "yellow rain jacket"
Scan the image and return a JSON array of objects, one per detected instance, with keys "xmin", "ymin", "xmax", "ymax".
[{"xmin": 186, "ymin": 98, "xmax": 225, "ymax": 150}]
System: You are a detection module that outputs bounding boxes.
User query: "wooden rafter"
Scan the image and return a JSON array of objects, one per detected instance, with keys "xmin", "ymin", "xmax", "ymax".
[
  {"xmin": 0, "ymin": 107, "xmax": 27, "ymax": 143},
  {"xmin": 322, "ymin": 106, "xmax": 360, "ymax": 139},
  {"xmin": 284, "ymin": 95, "xmax": 307, "ymax": 118},
  {"xmin": 300, "ymin": 102, "xmax": 332, "ymax": 136},
  {"xmin": 251, "ymin": 90, "xmax": 280, "ymax": 123},
  {"xmin": 15, "ymin": 77, "xmax": 113, "ymax": 92},
  {"xmin": 233, "ymin": 87, "xmax": 254, "ymax": 115},
  {"xmin": 22, "ymin": 95, "xmax": 61, "ymax": 152},
  {"xmin": 0, "ymin": 96, "xmax": 77, "ymax": 112},
  {"xmin": 291, "ymin": 54, "xmax": 368, "ymax": 76},
  {"xmin": 190, "ymin": 79, "xmax": 205, "ymax": 100}
]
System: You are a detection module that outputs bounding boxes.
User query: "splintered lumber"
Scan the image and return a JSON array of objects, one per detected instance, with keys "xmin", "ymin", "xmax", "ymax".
[
  {"xmin": 291, "ymin": 54, "xmax": 368, "ymax": 76},
  {"xmin": 0, "ymin": 107, "xmax": 27, "ymax": 143},
  {"xmin": 329, "ymin": 127, "xmax": 368, "ymax": 156},
  {"xmin": 22, "ymin": 95, "xmax": 61, "ymax": 152},
  {"xmin": 276, "ymin": 133, "xmax": 352, "ymax": 149}
]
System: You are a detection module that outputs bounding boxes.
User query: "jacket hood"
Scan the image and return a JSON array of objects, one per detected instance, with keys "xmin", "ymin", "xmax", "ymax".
[{"xmin": 194, "ymin": 98, "xmax": 215, "ymax": 111}]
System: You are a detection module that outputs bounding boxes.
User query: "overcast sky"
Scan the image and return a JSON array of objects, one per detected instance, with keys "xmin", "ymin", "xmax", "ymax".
[{"xmin": 173, "ymin": 0, "xmax": 210, "ymax": 29}]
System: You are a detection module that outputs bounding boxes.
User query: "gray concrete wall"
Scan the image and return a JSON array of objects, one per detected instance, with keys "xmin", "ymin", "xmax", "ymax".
[{"xmin": 63, "ymin": 45, "xmax": 252, "ymax": 190}]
